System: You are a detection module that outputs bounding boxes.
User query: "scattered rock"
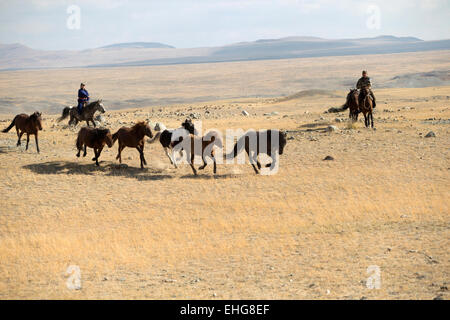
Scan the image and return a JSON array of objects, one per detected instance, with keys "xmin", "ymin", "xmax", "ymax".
[
  {"xmin": 242, "ymin": 110, "xmax": 249, "ymax": 117},
  {"xmin": 323, "ymin": 155, "xmax": 334, "ymax": 161},
  {"xmin": 326, "ymin": 125, "xmax": 339, "ymax": 132},
  {"xmin": 425, "ymin": 131, "xmax": 436, "ymax": 138},
  {"xmin": 433, "ymin": 294, "xmax": 444, "ymax": 300},
  {"xmin": 335, "ymin": 118, "xmax": 342, "ymax": 123}
]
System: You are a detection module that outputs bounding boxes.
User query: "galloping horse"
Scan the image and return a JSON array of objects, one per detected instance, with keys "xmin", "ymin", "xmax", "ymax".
[
  {"xmin": 148, "ymin": 119, "xmax": 197, "ymax": 167},
  {"xmin": 359, "ymin": 87, "xmax": 374, "ymax": 128},
  {"xmin": 112, "ymin": 121, "xmax": 153, "ymax": 169},
  {"xmin": 175, "ymin": 131, "xmax": 223, "ymax": 175},
  {"xmin": 58, "ymin": 99, "xmax": 106, "ymax": 127},
  {"xmin": 344, "ymin": 89, "xmax": 360, "ymax": 122},
  {"xmin": 76, "ymin": 127, "xmax": 113, "ymax": 166},
  {"xmin": 224, "ymin": 129, "xmax": 287, "ymax": 174},
  {"xmin": 2, "ymin": 112, "xmax": 43, "ymax": 153}
]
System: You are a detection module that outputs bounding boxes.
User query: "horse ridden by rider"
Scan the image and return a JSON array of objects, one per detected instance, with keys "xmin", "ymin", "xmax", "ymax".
[
  {"xmin": 343, "ymin": 70, "xmax": 377, "ymax": 121},
  {"xmin": 58, "ymin": 83, "xmax": 106, "ymax": 127},
  {"xmin": 356, "ymin": 70, "xmax": 376, "ymax": 109}
]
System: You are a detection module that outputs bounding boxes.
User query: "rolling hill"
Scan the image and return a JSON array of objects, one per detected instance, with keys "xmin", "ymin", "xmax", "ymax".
[{"xmin": 0, "ymin": 36, "xmax": 449, "ymax": 71}]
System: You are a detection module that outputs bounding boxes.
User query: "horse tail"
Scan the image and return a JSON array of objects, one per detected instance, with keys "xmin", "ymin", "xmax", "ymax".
[
  {"xmin": 147, "ymin": 131, "xmax": 161, "ymax": 144},
  {"xmin": 2, "ymin": 115, "xmax": 17, "ymax": 133},
  {"xmin": 58, "ymin": 107, "xmax": 71, "ymax": 122},
  {"xmin": 112, "ymin": 130, "xmax": 120, "ymax": 143},
  {"xmin": 224, "ymin": 135, "xmax": 245, "ymax": 160}
]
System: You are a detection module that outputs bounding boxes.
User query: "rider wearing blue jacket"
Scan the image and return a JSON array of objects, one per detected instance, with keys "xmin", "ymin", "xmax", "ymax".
[{"xmin": 77, "ymin": 83, "xmax": 89, "ymax": 114}]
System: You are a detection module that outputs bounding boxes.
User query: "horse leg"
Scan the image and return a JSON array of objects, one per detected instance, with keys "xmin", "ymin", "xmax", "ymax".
[
  {"xmin": 249, "ymin": 151, "xmax": 259, "ymax": 174},
  {"xmin": 26, "ymin": 133, "xmax": 30, "ymax": 150},
  {"xmin": 190, "ymin": 152, "xmax": 197, "ymax": 175},
  {"xmin": 118, "ymin": 145, "xmax": 124, "ymax": 163},
  {"xmin": 34, "ymin": 133, "xmax": 40, "ymax": 153},
  {"xmin": 17, "ymin": 131, "xmax": 24, "ymax": 147},
  {"xmin": 140, "ymin": 145, "xmax": 147, "ymax": 165},
  {"xmin": 170, "ymin": 148, "xmax": 179, "ymax": 168},
  {"xmin": 212, "ymin": 150, "xmax": 217, "ymax": 174},
  {"xmin": 94, "ymin": 146, "xmax": 104, "ymax": 164},
  {"xmin": 136, "ymin": 147, "xmax": 144, "ymax": 169},
  {"xmin": 371, "ymin": 112, "xmax": 374, "ymax": 128},
  {"xmin": 92, "ymin": 119, "xmax": 96, "ymax": 128},
  {"xmin": 164, "ymin": 147, "xmax": 174, "ymax": 166},
  {"xmin": 94, "ymin": 149, "xmax": 100, "ymax": 166},
  {"xmin": 83, "ymin": 145, "xmax": 87, "ymax": 157}
]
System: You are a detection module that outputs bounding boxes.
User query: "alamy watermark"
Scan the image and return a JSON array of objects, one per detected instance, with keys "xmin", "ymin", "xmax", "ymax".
[
  {"xmin": 66, "ymin": 5, "xmax": 81, "ymax": 30},
  {"xmin": 366, "ymin": 265, "xmax": 381, "ymax": 289},
  {"xmin": 366, "ymin": 4, "xmax": 381, "ymax": 30},
  {"xmin": 65, "ymin": 265, "xmax": 81, "ymax": 290}
]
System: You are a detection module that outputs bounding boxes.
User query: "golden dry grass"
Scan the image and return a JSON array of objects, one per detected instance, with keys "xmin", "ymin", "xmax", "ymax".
[{"xmin": 0, "ymin": 57, "xmax": 449, "ymax": 299}]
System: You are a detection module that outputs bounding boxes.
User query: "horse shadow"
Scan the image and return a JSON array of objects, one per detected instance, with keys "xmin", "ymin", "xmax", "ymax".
[
  {"xmin": 179, "ymin": 173, "xmax": 239, "ymax": 180},
  {"xmin": 23, "ymin": 160, "xmax": 174, "ymax": 181},
  {"xmin": 105, "ymin": 164, "xmax": 173, "ymax": 181},
  {"xmin": 23, "ymin": 161, "xmax": 111, "ymax": 175}
]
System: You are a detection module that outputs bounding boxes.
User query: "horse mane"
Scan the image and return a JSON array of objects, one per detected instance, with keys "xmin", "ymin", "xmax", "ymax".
[
  {"xmin": 85, "ymin": 100, "xmax": 100, "ymax": 109},
  {"xmin": 95, "ymin": 128, "xmax": 110, "ymax": 139},
  {"xmin": 130, "ymin": 121, "xmax": 148, "ymax": 133}
]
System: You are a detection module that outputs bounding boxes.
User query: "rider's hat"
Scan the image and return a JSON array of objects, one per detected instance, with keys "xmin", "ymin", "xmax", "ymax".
[{"xmin": 80, "ymin": 82, "xmax": 86, "ymax": 86}]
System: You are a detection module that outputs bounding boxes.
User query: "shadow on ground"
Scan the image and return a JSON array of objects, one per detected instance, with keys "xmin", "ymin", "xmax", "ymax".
[{"xmin": 22, "ymin": 161, "xmax": 173, "ymax": 181}]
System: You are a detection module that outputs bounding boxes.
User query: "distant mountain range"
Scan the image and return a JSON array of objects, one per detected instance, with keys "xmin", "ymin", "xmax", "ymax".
[{"xmin": 1, "ymin": 35, "xmax": 449, "ymax": 71}]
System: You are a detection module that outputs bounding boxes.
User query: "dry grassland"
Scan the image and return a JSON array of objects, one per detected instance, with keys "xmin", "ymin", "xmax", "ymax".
[{"xmin": 0, "ymin": 56, "xmax": 448, "ymax": 299}]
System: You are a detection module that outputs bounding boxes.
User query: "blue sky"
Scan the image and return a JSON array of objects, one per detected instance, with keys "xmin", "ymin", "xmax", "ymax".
[{"xmin": 1, "ymin": 0, "xmax": 449, "ymax": 50}]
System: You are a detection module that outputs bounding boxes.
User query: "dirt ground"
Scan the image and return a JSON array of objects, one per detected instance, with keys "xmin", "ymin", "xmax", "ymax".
[{"xmin": 0, "ymin": 81, "xmax": 448, "ymax": 299}]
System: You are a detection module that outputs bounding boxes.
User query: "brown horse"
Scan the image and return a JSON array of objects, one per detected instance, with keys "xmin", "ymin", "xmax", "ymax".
[
  {"xmin": 344, "ymin": 89, "xmax": 360, "ymax": 122},
  {"xmin": 76, "ymin": 127, "xmax": 114, "ymax": 166},
  {"xmin": 359, "ymin": 87, "xmax": 374, "ymax": 128},
  {"xmin": 2, "ymin": 112, "xmax": 43, "ymax": 153},
  {"xmin": 112, "ymin": 121, "xmax": 153, "ymax": 169},
  {"xmin": 175, "ymin": 131, "xmax": 223, "ymax": 175}
]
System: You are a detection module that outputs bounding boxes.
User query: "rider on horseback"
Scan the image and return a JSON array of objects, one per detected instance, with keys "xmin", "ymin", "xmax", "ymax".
[
  {"xmin": 356, "ymin": 71, "xmax": 376, "ymax": 108},
  {"xmin": 77, "ymin": 83, "xmax": 89, "ymax": 114}
]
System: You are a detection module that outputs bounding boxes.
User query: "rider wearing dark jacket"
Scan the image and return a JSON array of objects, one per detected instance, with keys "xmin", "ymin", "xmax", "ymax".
[
  {"xmin": 77, "ymin": 83, "xmax": 89, "ymax": 114},
  {"xmin": 356, "ymin": 71, "xmax": 376, "ymax": 108}
]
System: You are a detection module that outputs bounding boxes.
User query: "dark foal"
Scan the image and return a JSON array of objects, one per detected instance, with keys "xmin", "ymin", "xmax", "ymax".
[
  {"xmin": 76, "ymin": 127, "xmax": 113, "ymax": 166},
  {"xmin": 112, "ymin": 121, "xmax": 153, "ymax": 169},
  {"xmin": 2, "ymin": 112, "xmax": 43, "ymax": 153}
]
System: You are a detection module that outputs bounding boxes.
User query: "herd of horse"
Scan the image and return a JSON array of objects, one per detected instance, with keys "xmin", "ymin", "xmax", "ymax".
[{"xmin": 1, "ymin": 101, "xmax": 288, "ymax": 175}]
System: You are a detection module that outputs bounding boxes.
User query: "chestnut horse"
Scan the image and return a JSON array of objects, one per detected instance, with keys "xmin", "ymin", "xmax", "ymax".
[
  {"xmin": 112, "ymin": 121, "xmax": 153, "ymax": 169},
  {"xmin": 2, "ymin": 112, "xmax": 43, "ymax": 153},
  {"xmin": 359, "ymin": 87, "xmax": 374, "ymax": 128},
  {"xmin": 76, "ymin": 127, "xmax": 113, "ymax": 166}
]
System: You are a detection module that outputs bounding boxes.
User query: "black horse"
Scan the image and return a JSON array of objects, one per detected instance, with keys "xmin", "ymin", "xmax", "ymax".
[{"xmin": 224, "ymin": 129, "xmax": 287, "ymax": 174}]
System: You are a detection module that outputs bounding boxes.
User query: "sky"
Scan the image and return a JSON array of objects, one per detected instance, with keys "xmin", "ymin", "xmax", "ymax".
[{"xmin": 0, "ymin": 0, "xmax": 449, "ymax": 50}]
